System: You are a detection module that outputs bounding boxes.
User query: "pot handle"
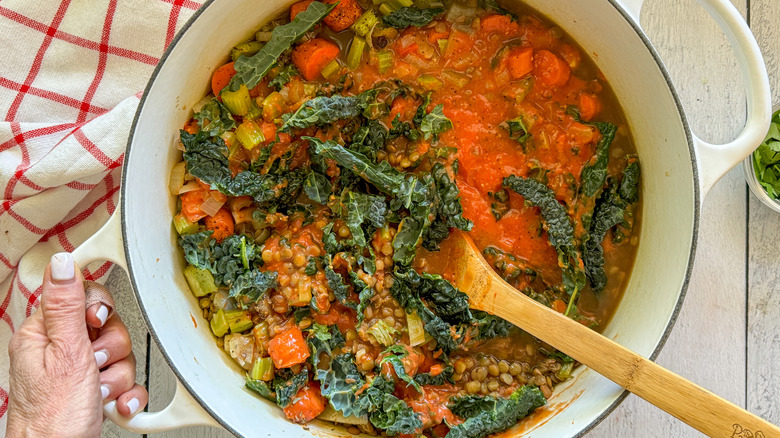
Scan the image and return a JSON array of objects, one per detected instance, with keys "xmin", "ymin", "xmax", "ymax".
[
  {"xmin": 73, "ymin": 211, "xmax": 221, "ymax": 432},
  {"xmin": 617, "ymin": 0, "xmax": 771, "ymax": 199}
]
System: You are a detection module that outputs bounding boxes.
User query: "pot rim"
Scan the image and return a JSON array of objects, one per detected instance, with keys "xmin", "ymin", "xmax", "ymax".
[{"xmin": 120, "ymin": 1, "xmax": 701, "ymax": 436}]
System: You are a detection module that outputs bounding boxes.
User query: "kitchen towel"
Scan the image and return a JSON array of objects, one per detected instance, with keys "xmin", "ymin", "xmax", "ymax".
[{"xmin": 0, "ymin": 0, "xmax": 203, "ymax": 427}]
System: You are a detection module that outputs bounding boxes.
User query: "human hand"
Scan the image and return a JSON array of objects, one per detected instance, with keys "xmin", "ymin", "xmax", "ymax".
[{"xmin": 6, "ymin": 252, "xmax": 149, "ymax": 438}]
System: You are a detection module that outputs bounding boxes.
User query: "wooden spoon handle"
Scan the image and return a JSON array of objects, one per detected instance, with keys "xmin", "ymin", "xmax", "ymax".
[
  {"xmin": 478, "ymin": 279, "xmax": 780, "ymax": 438},
  {"xmin": 450, "ymin": 235, "xmax": 780, "ymax": 438}
]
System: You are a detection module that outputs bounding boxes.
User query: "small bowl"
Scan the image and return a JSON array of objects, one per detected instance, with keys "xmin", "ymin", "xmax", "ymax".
[{"xmin": 743, "ymin": 104, "xmax": 780, "ymax": 213}]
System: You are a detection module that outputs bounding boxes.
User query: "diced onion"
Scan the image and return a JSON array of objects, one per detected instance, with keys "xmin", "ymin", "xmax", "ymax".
[
  {"xmin": 200, "ymin": 192, "xmax": 225, "ymax": 217},
  {"xmin": 168, "ymin": 162, "xmax": 186, "ymax": 196},
  {"xmin": 213, "ymin": 291, "xmax": 229, "ymax": 310},
  {"xmin": 178, "ymin": 180, "xmax": 202, "ymax": 194}
]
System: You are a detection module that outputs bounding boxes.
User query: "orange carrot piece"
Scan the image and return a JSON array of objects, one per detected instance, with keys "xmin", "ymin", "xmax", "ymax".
[
  {"xmin": 323, "ymin": 0, "xmax": 363, "ymax": 32},
  {"xmin": 291, "ymin": 38, "xmax": 341, "ymax": 81},
  {"xmin": 261, "ymin": 122, "xmax": 277, "ymax": 144},
  {"xmin": 183, "ymin": 119, "xmax": 199, "ymax": 135},
  {"xmin": 552, "ymin": 299, "xmax": 567, "ymax": 313},
  {"xmin": 211, "ymin": 62, "xmax": 236, "ymax": 96},
  {"xmin": 398, "ymin": 42, "xmax": 419, "ymax": 58},
  {"xmin": 427, "ymin": 29, "xmax": 450, "ymax": 44},
  {"xmin": 268, "ymin": 326, "xmax": 311, "ymax": 368},
  {"xmin": 283, "ymin": 383, "xmax": 326, "ymax": 423},
  {"xmin": 203, "ymin": 208, "xmax": 234, "ymax": 243},
  {"xmin": 289, "ymin": 0, "xmax": 314, "ymax": 21},
  {"xmin": 180, "ymin": 190, "xmax": 208, "ymax": 223},
  {"xmin": 480, "ymin": 14, "xmax": 519, "ymax": 35},
  {"xmin": 507, "ymin": 46, "xmax": 534, "ymax": 79},
  {"xmin": 579, "ymin": 93, "xmax": 601, "ymax": 121},
  {"xmin": 533, "ymin": 50, "xmax": 570, "ymax": 87}
]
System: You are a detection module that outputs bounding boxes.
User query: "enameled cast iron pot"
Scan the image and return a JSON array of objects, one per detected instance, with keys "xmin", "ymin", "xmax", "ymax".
[{"xmin": 72, "ymin": 0, "xmax": 771, "ymax": 436}]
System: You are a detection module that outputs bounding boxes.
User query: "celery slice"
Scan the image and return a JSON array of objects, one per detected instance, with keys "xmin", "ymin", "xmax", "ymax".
[
  {"xmin": 210, "ymin": 309, "xmax": 230, "ymax": 337},
  {"xmin": 168, "ymin": 161, "xmax": 186, "ymax": 196},
  {"xmin": 231, "ymin": 41, "xmax": 263, "ymax": 62},
  {"xmin": 250, "ymin": 357, "xmax": 275, "ymax": 381},
  {"xmin": 184, "ymin": 265, "xmax": 217, "ymax": 298},
  {"xmin": 389, "ymin": 0, "xmax": 413, "ymax": 8},
  {"xmin": 261, "ymin": 91, "xmax": 286, "ymax": 121},
  {"xmin": 321, "ymin": 59, "xmax": 342, "ymax": 80},
  {"xmin": 173, "ymin": 213, "xmax": 199, "ymax": 235},
  {"xmin": 346, "ymin": 36, "xmax": 367, "ymax": 70},
  {"xmin": 379, "ymin": 3, "xmax": 396, "ymax": 16},
  {"xmin": 221, "ymin": 84, "xmax": 252, "ymax": 116},
  {"xmin": 236, "ymin": 120, "xmax": 265, "ymax": 150},
  {"xmin": 377, "ymin": 50, "xmax": 394, "ymax": 74},
  {"xmin": 225, "ymin": 310, "xmax": 253, "ymax": 333},
  {"xmin": 351, "ymin": 10, "xmax": 379, "ymax": 36},
  {"xmin": 418, "ymin": 74, "xmax": 444, "ymax": 91}
]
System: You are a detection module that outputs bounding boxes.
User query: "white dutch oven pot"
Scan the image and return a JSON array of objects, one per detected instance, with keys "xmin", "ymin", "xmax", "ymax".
[{"xmin": 73, "ymin": 0, "xmax": 771, "ymax": 436}]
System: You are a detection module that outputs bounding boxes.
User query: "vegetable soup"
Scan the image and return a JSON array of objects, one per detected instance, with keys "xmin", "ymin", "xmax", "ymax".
[{"xmin": 170, "ymin": 0, "xmax": 641, "ymax": 436}]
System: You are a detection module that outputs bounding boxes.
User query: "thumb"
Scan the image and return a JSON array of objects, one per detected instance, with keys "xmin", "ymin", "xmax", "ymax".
[{"xmin": 41, "ymin": 252, "xmax": 88, "ymax": 346}]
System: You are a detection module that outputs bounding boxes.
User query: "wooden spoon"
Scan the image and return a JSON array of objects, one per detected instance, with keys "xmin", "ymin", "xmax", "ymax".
[{"xmin": 447, "ymin": 230, "xmax": 780, "ymax": 438}]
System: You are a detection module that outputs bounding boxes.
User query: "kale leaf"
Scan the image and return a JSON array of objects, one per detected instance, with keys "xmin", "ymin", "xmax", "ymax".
[
  {"xmin": 502, "ymin": 116, "xmax": 531, "ymax": 147},
  {"xmin": 317, "ymin": 354, "xmax": 369, "ymax": 418},
  {"xmin": 379, "ymin": 345, "xmax": 422, "ymax": 392},
  {"xmin": 420, "ymin": 104, "xmax": 453, "ymax": 142},
  {"xmin": 194, "ymin": 98, "xmax": 236, "ymax": 137},
  {"xmin": 325, "ymin": 266, "xmax": 357, "ymax": 309},
  {"xmin": 229, "ymin": 1, "xmax": 335, "ymax": 90},
  {"xmin": 619, "ymin": 160, "xmax": 641, "ymax": 203},
  {"xmin": 275, "ymin": 369, "xmax": 308, "ymax": 408},
  {"xmin": 447, "ymin": 386, "xmax": 546, "ymax": 438},
  {"xmin": 393, "ymin": 213, "xmax": 430, "ymax": 266},
  {"xmin": 350, "ymin": 119, "xmax": 389, "ymax": 161},
  {"xmin": 414, "ymin": 365, "xmax": 454, "ymax": 386},
  {"xmin": 179, "ymin": 233, "xmax": 263, "ymax": 290},
  {"xmin": 370, "ymin": 393, "xmax": 423, "ymax": 436},
  {"xmin": 269, "ymin": 64, "xmax": 300, "ymax": 91},
  {"xmin": 579, "ymin": 121, "xmax": 617, "ymax": 198},
  {"xmin": 382, "ymin": 7, "xmax": 445, "ymax": 28},
  {"xmin": 245, "ymin": 379, "xmax": 276, "ymax": 401},
  {"xmin": 424, "ymin": 162, "xmax": 473, "ymax": 250},
  {"xmin": 471, "ymin": 310, "xmax": 513, "ymax": 340},
  {"xmin": 303, "ymin": 170, "xmax": 332, "ymax": 204},
  {"xmin": 340, "ymin": 190, "xmax": 388, "ymax": 249},
  {"xmin": 228, "ymin": 269, "xmax": 278, "ymax": 302},
  {"xmin": 281, "ymin": 90, "xmax": 378, "ymax": 132},
  {"xmin": 179, "ymin": 231, "xmax": 214, "ymax": 270}
]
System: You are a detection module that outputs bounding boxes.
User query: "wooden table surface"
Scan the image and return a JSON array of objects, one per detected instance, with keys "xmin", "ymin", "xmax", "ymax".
[{"xmin": 99, "ymin": 0, "xmax": 780, "ymax": 436}]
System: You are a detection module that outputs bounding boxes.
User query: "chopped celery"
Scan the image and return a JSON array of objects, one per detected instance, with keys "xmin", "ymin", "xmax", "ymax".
[
  {"xmin": 235, "ymin": 120, "xmax": 265, "ymax": 150},
  {"xmin": 303, "ymin": 83, "xmax": 318, "ymax": 96},
  {"xmin": 557, "ymin": 361, "xmax": 574, "ymax": 380},
  {"xmin": 418, "ymin": 74, "xmax": 443, "ymax": 91},
  {"xmin": 231, "ymin": 41, "xmax": 263, "ymax": 62},
  {"xmin": 346, "ymin": 36, "xmax": 367, "ymax": 70},
  {"xmin": 183, "ymin": 265, "xmax": 217, "ymax": 298},
  {"xmin": 321, "ymin": 59, "xmax": 342, "ymax": 80},
  {"xmin": 210, "ymin": 309, "xmax": 229, "ymax": 337},
  {"xmin": 173, "ymin": 213, "xmax": 199, "ymax": 235},
  {"xmin": 389, "ymin": 0, "xmax": 413, "ymax": 8},
  {"xmin": 225, "ymin": 310, "xmax": 253, "ymax": 333},
  {"xmin": 261, "ymin": 91, "xmax": 286, "ymax": 121},
  {"xmin": 442, "ymin": 69, "xmax": 469, "ymax": 88},
  {"xmin": 351, "ymin": 10, "xmax": 379, "ymax": 36},
  {"xmin": 378, "ymin": 3, "xmax": 396, "ymax": 16},
  {"xmin": 377, "ymin": 50, "xmax": 394, "ymax": 74},
  {"xmin": 244, "ymin": 102, "xmax": 262, "ymax": 121},
  {"xmin": 437, "ymin": 38, "xmax": 448, "ymax": 53},
  {"xmin": 168, "ymin": 161, "xmax": 186, "ymax": 196},
  {"xmin": 221, "ymin": 84, "xmax": 252, "ymax": 116},
  {"xmin": 220, "ymin": 131, "xmax": 238, "ymax": 150},
  {"xmin": 250, "ymin": 357, "xmax": 275, "ymax": 381},
  {"xmin": 368, "ymin": 320, "xmax": 398, "ymax": 346},
  {"xmin": 371, "ymin": 0, "xmax": 384, "ymax": 4},
  {"xmin": 407, "ymin": 311, "xmax": 425, "ymax": 346}
]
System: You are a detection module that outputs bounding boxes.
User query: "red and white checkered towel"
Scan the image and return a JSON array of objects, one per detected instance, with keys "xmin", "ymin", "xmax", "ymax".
[{"xmin": 0, "ymin": 0, "xmax": 203, "ymax": 426}]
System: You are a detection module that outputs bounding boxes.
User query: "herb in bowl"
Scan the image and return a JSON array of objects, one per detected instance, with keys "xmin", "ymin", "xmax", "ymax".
[{"xmin": 752, "ymin": 108, "xmax": 780, "ymax": 200}]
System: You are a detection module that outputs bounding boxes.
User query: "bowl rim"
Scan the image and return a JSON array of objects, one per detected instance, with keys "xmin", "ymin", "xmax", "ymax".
[
  {"xmin": 120, "ymin": 0, "xmax": 701, "ymax": 437},
  {"xmin": 743, "ymin": 104, "xmax": 780, "ymax": 213}
]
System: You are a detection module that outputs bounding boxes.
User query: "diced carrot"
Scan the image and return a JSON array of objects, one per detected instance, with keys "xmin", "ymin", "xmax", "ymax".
[
  {"xmin": 183, "ymin": 119, "xmax": 199, "ymax": 135},
  {"xmin": 427, "ymin": 29, "xmax": 450, "ymax": 44},
  {"xmin": 398, "ymin": 42, "xmax": 419, "ymax": 58},
  {"xmin": 283, "ymin": 383, "xmax": 326, "ymax": 423},
  {"xmin": 261, "ymin": 122, "xmax": 277, "ymax": 144},
  {"xmin": 552, "ymin": 299, "xmax": 567, "ymax": 313},
  {"xmin": 203, "ymin": 208, "xmax": 234, "ymax": 243},
  {"xmin": 444, "ymin": 30, "xmax": 471, "ymax": 58},
  {"xmin": 268, "ymin": 326, "xmax": 311, "ymax": 369},
  {"xmin": 480, "ymin": 14, "xmax": 519, "ymax": 36},
  {"xmin": 211, "ymin": 62, "xmax": 236, "ymax": 96},
  {"xmin": 323, "ymin": 0, "xmax": 363, "ymax": 32},
  {"xmin": 579, "ymin": 93, "xmax": 601, "ymax": 121},
  {"xmin": 507, "ymin": 46, "xmax": 534, "ymax": 79},
  {"xmin": 431, "ymin": 424, "xmax": 450, "ymax": 438},
  {"xmin": 558, "ymin": 43, "xmax": 582, "ymax": 70},
  {"xmin": 429, "ymin": 364, "xmax": 445, "ymax": 377},
  {"xmin": 533, "ymin": 50, "xmax": 570, "ymax": 87},
  {"xmin": 180, "ymin": 190, "xmax": 208, "ymax": 222},
  {"xmin": 289, "ymin": 0, "xmax": 314, "ymax": 21},
  {"xmin": 291, "ymin": 38, "xmax": 341, "ymax": 81},
  {"xmin": 391, "ymin": 60, "xmax": 419, "ymax": 80}
]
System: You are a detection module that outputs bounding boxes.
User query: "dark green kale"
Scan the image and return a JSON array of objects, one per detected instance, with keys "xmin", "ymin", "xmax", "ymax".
[
  {"xmin": 351, "ymin": 271, "xmax": 374, "ymax": 325},
  {"xmin": 179, "ymin": 233, "xmax": 263, "ymax": 290},
  {"xmin": 340, "ymin": 190, "xmax": 388, "ymax": 249},
  {"xmin": 501, "ymin": 116, "xmax": 531, "ymax": 149},
  {"xmin": 229, "ymin": 1, "xmax": 336, "ymax": 90},
  {"xmin": 307, "ymin": 323, "xmax": 345, "ymax": 367},
  {"xmin": 619, "ymin": 160, "xmax": 641, "ymax": 203},
  {"xmin": 395, "ymin": 267, "xmax": 472, "ymax": 324},
  {"xmin": 179, "ymin": 231, "xmax": 214, "ymax": 270},
  {"xmin": 447, "ymin": 386, "xmax": 546, "ymax": 438},
  {"xmin": 382, "ymin": 7, "xmax": 445, "ymax": 28},
  {"xmin": 317, "ymin": 354, "xmax": 370, "ymax": 418},
  {"xmin": 471, "ymin": 310, "xmax": 513, "ymax": 340},
  {"xmin": 393, "ymin": 213, "xmax": 430, "ymax": 266},
  {"xmin": 245, "ymin": 379, "xmax": 276, "ymax": 401},
  {"xmin": 420, "ymin": 104, "xmax": 453, "ymax": 142},
  {"xmin": 228, "ymin": 269, "xmax": 278, "ymax": 302},
  {"xmin": 379, "ymin": 345, "xmax": 423, "ymax": 392},
  {"xmin": 424, "ymin": 162, "xmax": 473, "ymax": 250},
  {"xmin": 350, "ymin": 119, "xmax": 389, "ymax": 161},
  {"xmin": 412, "ymin": 93, "xmax": 432, "ymax": 127},
  {"xmin": 280, "ymin": 90, "xmax": 378, "ymax": 132},
  {"xmin": 414, "ymin": 365, "xmax": 454, "ymax": 386},
  {"xmin": 389, "ymin": 114, "xmax": 421, "ymax": 141},
  {"xmin": 194, "ymin": 98, "xmax": 235, "ymax": 137},
  {"xmin": 269, "ymin": 64, "xmax": 300, "ymax": 91},
  {"xmin": 303, "ymin": 170, "xmax": 332, "ymax": 204},
  {"xmin": 503, "ymin": 175, "xmax": 585, "ymax": 301},
  {"xmin": 325, "ymin": 266, "xmax": 357, "ymax": 309},
  {"xmin": 579, "ymin": 121, "xmax": 617, "ymax": 198},
  {"xmin": 274, "ymin": 369, "xmax": 308, "ymax": 408},
  {"xmin": 370, "ymin": 393, "xmax": 423, "ymax": 436}
]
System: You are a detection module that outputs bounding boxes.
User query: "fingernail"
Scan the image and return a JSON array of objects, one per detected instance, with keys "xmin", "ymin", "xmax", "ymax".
[
  {"xmin": 94, "ymin": 349, "xmax": 109, "ymax": 368},
  {"xmin": 101, "ymin": 385, "xmax": 110, "ymax": 400},
  {"xmin": 95, "ymin": 305, "xmax": 109, "ymax": 327},
  {"xmin": 51, "ymin": 252, "xmax": 75, "ymax": 282},
  {"xmin": 127, "ymin": 397, "xmax": 140, "ymax": 415}
]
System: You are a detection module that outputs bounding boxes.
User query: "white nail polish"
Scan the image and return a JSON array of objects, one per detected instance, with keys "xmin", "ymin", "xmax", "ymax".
[
  {"xmin": 94, "ymin": 350, "xmax": 109, "ymax": 368},
  {"xmin": 95, "ymin": 305, "xmax": 109, "ymax": 327},
  {"xmin": 101, "ymin": 385, "xmax": 110, "ymax": 400},
  {"xmin": 127, "ymin": 397, "xmax": 140, "ymax": 415},
  {"xmin": 50, "ymin": 252, "xmax": 74, "ymax": 281}
]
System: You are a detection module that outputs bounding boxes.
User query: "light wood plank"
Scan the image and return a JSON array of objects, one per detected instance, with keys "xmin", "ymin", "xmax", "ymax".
[
  {"xmin": 590, "ymin": 0, "xmax": 748, "ymax": 436},
  {"xmin": 101, "ymin": 268, "xmax": 147, "ymax": 438},
  {"xmin": 746, "ymin": 0, "xmax": 780, "ymax": 427}
]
